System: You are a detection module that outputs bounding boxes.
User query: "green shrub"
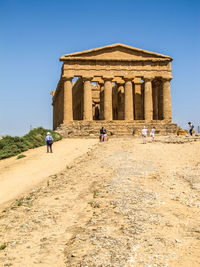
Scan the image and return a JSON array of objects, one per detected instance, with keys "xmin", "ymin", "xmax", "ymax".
[
  {"xmin": 16, "ymin": 154, "xmax": 26, "ymax": 159},
  {"xmin": 0, "ymin": 127, "xmax": 62, "ymax": 160},
  {"xmin": 0, "ymin": 243, "xmax": 6, "ymax": 250},
  {"xmin": 17, "ymin": 200, "xmax": 22, "ymax": 206}
]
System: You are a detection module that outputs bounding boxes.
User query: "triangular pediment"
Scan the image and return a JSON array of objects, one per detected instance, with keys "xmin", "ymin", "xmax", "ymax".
[{"xmin": 60, "ymin": 43, "xmax": 172, "ymax": 61}]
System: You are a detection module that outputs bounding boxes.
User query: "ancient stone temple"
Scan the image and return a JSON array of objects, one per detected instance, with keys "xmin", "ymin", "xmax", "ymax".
[{"xmin": 51, "ymin": 43, "xmax": 177, "ymax": 136}]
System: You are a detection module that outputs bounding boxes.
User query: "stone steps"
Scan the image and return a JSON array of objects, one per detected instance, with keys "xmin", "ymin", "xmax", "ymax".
[{"xmin": 56, "ymin": 121, "xmax": 178, "ymax": 137}]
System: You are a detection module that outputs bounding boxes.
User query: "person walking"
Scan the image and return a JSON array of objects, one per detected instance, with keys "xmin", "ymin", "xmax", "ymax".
[
  {"xmin": 141, "ymin": 126, "xmax": 148, "ymax": 144},
  {"xmin": 150, "ymin": 127, "xmax": 156, "ymax": 142},
  {"xmin": 188, "ymin": 122, "xmax": 194, "ymax": 136},
  {"xmin": 46, "ymin": 132, "xmax": 53, "ymax": 153}
]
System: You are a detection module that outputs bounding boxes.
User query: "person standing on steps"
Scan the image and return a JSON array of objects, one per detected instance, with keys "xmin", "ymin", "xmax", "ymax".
[
  {"xmin": 46, "ymin": 132, "xmax": 53, "ymax": 153},
  {"xmin": 141, "ymin": 126, "xmax": 148, "ymax": 144}
]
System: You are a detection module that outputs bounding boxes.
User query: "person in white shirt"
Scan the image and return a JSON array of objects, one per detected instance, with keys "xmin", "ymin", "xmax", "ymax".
[
  {"xmin": 141, "ymin": 126, "xmax": 148, "ymax": 144},
  {"xmin": 150, "ymin": 127, "xmax": 156, "ymax": 142},
  {"xmin": 45, "ymin": 132, "xmax": 53, "ymax": 153}
]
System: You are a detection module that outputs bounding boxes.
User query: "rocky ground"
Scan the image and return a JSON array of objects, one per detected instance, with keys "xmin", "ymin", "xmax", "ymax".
[{"xmin": 0, "ymin": 136, "xmax": 200, "ymax": 267}]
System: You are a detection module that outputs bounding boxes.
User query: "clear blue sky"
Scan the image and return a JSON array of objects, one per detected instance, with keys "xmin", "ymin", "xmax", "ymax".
[{"xmin": 0, "ymin": 0, "xmax": 199, "ymax": 136}]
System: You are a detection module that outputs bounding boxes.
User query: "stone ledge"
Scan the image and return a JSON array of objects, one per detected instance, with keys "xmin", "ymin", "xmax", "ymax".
[{"xmin": 56, "ymin": 121, "xmax": 178, "ymax": 138}]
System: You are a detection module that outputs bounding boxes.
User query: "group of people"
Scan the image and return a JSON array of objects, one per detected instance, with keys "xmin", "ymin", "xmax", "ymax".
[
  {"xmin": 141, "ymin": 127, "xmax": 156, "ymax": 144},
  {"xmin": 45, "ymin": 122, "xmax": 195, "ymax": 152},
  {"xmin": 99, "ymin": 126, "xmax": 156, "ymax": 144}
]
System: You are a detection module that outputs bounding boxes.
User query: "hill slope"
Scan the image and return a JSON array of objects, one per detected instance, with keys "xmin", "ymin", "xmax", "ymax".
[{"xmin": 0, "ymin": 137, "xmax": 200, "ymax": 266}]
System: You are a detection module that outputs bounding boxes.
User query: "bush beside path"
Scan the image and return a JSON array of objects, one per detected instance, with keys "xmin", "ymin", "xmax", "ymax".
[{"xmin": 0, "ymin": 127, "xmax": 62, "ymax": 160}]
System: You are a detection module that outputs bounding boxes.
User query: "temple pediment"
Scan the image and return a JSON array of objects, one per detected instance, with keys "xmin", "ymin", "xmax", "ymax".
[{"xmin": 60, "ymin": 43, "xmax": 172, "ymax": 62}]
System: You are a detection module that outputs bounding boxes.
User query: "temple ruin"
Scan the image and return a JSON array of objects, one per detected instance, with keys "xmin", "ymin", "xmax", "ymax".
[{"xmin": 51, "ymin": 43, "xmax": 177, "ymax": 136}]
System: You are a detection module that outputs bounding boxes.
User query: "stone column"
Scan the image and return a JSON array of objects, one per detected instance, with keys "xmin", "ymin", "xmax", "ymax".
[
  {"xmin": 112, "ymin": 83, "xmax": 118, "ymax": 120},
  {"xmin": 99, "ymin": 82, "xmax": 104, "ymax": 120},
  {"xmin": 124, "ymin": 78, "xmax": 134, "ymax": 120},
  {"xmin": 144, "ymin": 77, "xmax": 153, "ymax": 121},
  {"xmin": 158, "ymin": 82, "xmax": 163, "ymax": 120},
  {"xmin": 141, "ymin": 83, "xmax": 145, "ymax": 120},
  {"xmin": 103, "ymin": 77, "xmax": 113, "ymax": 120},
  {"xmin": 153, "ymin": 81, "xmax": 159, "ymax": 120},
  {"xmin": 134, "ymin": 78, "xmax": 142, "ymax": 120},
  {"xmin": 117, "ymin": 83, "xmax": 124, "ymax": 120},
  {"xmin": 162, "ymin": 78, "xmax": 172, "ymax": 122},
  {"xmin": 83, "ymin": 77, "xmax": 93, "ymax": 120},
  {"xmin": 63, "ymin": 77, "xmax": 73, "ymax": 123}
]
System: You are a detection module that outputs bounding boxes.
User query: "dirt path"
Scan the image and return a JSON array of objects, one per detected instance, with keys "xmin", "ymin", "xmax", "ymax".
[
  {"xmin": 0, "ymin": 139, "xmax": 97, "ymax": 206},
  {"xmin": 0, "ymin": 137, "xmax": 200, "ymax": 266}
]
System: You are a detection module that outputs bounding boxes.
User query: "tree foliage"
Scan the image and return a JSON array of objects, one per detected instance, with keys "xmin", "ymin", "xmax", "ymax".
[{"xmin": 0, "ymin": 127, "xmax": 62, "ymax": 160}]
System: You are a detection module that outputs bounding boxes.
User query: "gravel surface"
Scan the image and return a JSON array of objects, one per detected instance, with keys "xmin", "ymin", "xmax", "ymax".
[{"xmin": 0, "ymin": 136, "xmax": 200, "ymax": 266}]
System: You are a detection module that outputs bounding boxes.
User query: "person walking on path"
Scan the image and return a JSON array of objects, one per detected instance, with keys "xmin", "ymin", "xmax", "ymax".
[
  {"xmin": 150, "ymin": 127, "xmax": 156, "ymax": 142},
  {"xmin": 46, "ymin": 132, "xmax": 53, "ymax": 153},
  {"xmin": 188, "ymin": 122, "xmax": 194, "ymax": 136},
  {"xmin": 141, "ymin": 126, "xmax": 148, "ymax": 144}
]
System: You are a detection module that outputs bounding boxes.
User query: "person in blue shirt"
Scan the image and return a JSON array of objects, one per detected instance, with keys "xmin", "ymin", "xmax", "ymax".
[{"xmin": 46, "ymin": 132, "xmax": 53, "ymax": 153}]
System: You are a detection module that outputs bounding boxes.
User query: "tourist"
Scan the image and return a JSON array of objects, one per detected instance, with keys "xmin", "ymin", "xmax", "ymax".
[
  {"xmin": 100, "ymin": 127, "xmax": 104, "ymax": 142},
  {"xmin": 46, "ymin": 132, "xmax": 53, "ymax": 153},
  {"xmin": 100, "ymin": 127, "xmax": 108, "ymax": 142},
  {"xmin": 188, "ymin": 122, "xmax": 194, "ymax": 136},
  {"xmin": 141, "ymin": 126, "xmax": 148, "ymax": 144},
  {"xmin": 150, "ymin": 127, "xmax": 156, "ymax": 142},
  {"xmin": 103, "ymin": 128, "xmax": 108, "ymax": 141}
]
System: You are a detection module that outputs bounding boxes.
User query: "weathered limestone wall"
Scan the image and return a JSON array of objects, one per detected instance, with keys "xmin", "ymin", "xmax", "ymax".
[
  {"xmin": 53, "ymin": 83, "xmax": 64, "ymax": 130},
  {"xmin": 53, "ymin": 76, "xmax": 171, "ymax": 130},
  {"xmin": 63, "ymin": 59, "xmax": 172, "ymax": 79},
  {"xmin": 53, "ymin": 101, "xmax": 56, "ymax": 130},
  {"xmin": 52, "ymin": 44, "xmax": 174, "ymax": 133},
  {"xmin": 57, "ymin": 86, "xmax": 64, "ymax": 126},
  {"xmin": 56, "ymin": 121, "xmax": 178, "ymax": 138}
]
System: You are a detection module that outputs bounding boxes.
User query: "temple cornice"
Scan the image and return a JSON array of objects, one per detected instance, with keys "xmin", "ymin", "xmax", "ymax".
[{"xmin": 60, "ymin": 57, "xmax": 172, "ymax": 62}]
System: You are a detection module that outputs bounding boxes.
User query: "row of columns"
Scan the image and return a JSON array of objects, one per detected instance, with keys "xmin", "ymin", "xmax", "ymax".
[{"xmin": 63, "ymin": 76, "xmax": 172, "ymax": 122}]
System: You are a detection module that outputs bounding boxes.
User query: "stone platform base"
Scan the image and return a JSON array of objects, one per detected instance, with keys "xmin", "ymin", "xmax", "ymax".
[{"xmin": 56, "ymin": 120, "xmax": 178, "ymax": 138}]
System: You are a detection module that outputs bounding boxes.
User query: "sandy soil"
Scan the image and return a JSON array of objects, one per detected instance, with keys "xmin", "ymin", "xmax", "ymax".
[
  {"xmin": 0, "ymin": 137, "xmax": 200, "ymax": 266},
  {"xmin": 0, "ymin": 139, "xmax": 97, "ymax": 206}
]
